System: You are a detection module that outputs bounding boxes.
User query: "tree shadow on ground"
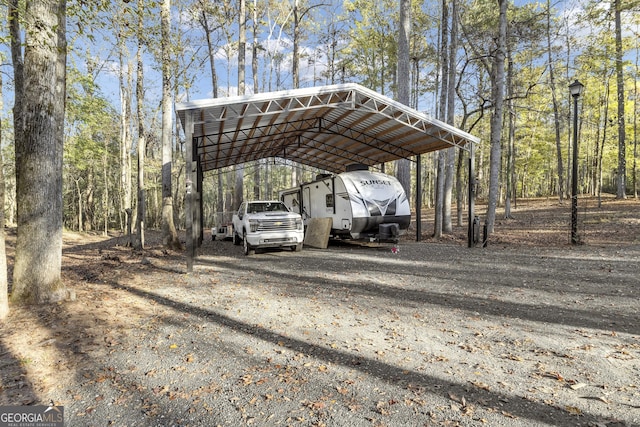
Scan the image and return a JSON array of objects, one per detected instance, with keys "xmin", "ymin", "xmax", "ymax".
[
  {"xmin": 0, "ymin": 340, "xmax": 38, "ymax": 406},
  {"xmin": 196, "ymin": 247, "xmax": 640, "ymax": 336},
  {"xmin": 105, "ymin": 278, "xmax": 608, "ymax": 426}
]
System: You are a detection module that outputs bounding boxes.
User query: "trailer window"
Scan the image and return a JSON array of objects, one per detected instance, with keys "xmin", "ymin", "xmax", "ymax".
[{"xmin": 326, "ymin": 194, "xmax": 334, "ymax": 208}]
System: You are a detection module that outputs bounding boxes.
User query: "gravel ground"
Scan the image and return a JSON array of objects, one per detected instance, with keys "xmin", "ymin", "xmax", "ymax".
[{"xmin": 2, "ymin": 223, "xmax": 639, "ymax": 427}]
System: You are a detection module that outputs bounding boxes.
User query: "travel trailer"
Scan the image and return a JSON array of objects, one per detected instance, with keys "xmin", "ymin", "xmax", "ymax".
[{"xmin": 280, "ymin": 166, "xmax": 411, "ymax": 241}]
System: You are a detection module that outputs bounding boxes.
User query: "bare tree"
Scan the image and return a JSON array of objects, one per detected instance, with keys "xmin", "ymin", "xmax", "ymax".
[
  {"xmin": 291, "ymin": 0, "xmax": 325, "ymax": 89},
  {"xmin": 443, "ymin": 0, "xmax": 458, "ymax": 233},
  {"xmin": 251, "ymin": 0, "xmax": 263, "ymax": 199},
  {"xmin": 120, "ymin": 54, "xmax": 134, "ymax": 245},
  {"xmin": 239, "ymin": 0, "xmax": 247, "ymax": 95},
  {"xmin": 434, "ymin": 0, "xmax": 449, "ymax": 238},
  {"xmin": 196, "ymin": 0, "xmax": 224, "ymax": 218},
  {"xmin": 546, "ymin": 0, "xmax": 564, "ymax": 202},
  {"xmin": 134, "ymin": 0, "xmax": 146, "ymax": 250},
  {"xmin": 161, "ymin": 0, "xmax": 182, "ymax": 250},
  {"xmin": 112, "ymin": 5, "xmax": 135, "ymax": 244},
  {"xmin": 0, "ymin": 72, "xmax": 8, "ymax": 319},
  {"xmin": 504, "ymin": 50, "xmax": 515, "ymax": 219},
  {"xmin": 198, "ymin": 0, "xmax": 220, "ymax": 99},
  {"xmin": 634, "ymin": 33, "xmax": 639, "ymax": 199},
  {"xmin": 614, "ymin": 0, "xmax": 627, "ymax": 198},
  {"xmin": 396, "ymin": 0, "xmax": 412, "ymax": 202},
  {"xmin": 234, "ymin": 0, "xmax": 247, "ymax": 209},
  {"xmin": 486, "ymin": 0, "xmax": 508, "ymax": 235}
]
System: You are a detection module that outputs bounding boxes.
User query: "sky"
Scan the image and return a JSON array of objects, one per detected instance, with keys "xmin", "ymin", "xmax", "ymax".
[
  {"xmin": 78, "ymin": 0, "xmax": 340, "ymax": 117},
  {"xmin": 1, "ymin": 0, "xmax": 638, "ymax": 123}
]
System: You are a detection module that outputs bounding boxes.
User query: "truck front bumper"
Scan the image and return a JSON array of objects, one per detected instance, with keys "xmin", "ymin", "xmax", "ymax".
[{"xmin": 245, "ymin": 231, "xmax": 304, "ymax": 248}]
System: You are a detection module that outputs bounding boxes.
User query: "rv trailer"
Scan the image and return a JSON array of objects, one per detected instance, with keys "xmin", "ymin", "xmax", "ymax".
[{"xmin": 280, "ymin": 166, "xmax": 411, "ymax": 242}]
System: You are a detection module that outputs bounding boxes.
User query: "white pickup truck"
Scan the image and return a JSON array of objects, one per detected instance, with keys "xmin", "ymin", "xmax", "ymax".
[{"xmin": 232, "ymin": 200, "xmax": 304, "ymax": 255}]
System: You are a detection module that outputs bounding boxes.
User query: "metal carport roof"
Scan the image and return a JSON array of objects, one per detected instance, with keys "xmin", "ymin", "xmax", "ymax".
[
  {"xmin": 176, "ymin": 83, "xmax": 480, "ymax": 271},
  {"xmin": 175, "ymin": 83, "xmax": 479, "ymax": 174}
]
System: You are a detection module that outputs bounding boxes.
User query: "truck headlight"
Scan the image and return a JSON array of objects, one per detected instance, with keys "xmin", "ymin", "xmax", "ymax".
[
  {"xmin": 296, "ymin": 218, "xmax": 303, "ymax": 230},
  {"xmin": 249, "ymin": 220, "xmax": 259, "ymax": 232}
]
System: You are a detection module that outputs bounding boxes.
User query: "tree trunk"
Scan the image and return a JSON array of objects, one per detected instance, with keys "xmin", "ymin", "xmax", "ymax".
[
  {"xmin": 292, "ymin": 0, "xmax": 300, "ymax": 88},
  {"xmin": 217, "ymin": 172, "xmax": 224, "ymax": 224},
  {"xmin": 0, "ymin": 72, "xmax": 8, "ymax": 319},
  {"xmin": 238, "ymin": 0, "xmax": 246, "ymax": 94},
  {"xmin": 265, "ymin": 162, "xmax": 272, "ymax": 199},
  {"xmin": 547, "ymin": 0, "xmax": 564, "ymax": 202},
  {"xmin": 634, "ymin": 41, "xmax": 638, "ymax": 199},
  {"xmin": 12, "ymin": 0, "xmax": 67, "ymax": 304},
  {"xmin": 252, "ymin": 0, "xmax": 259, "ymax": 94},
  {"xmin": 455, "ymin": 151, "xmax": 464, "ymax": 227},
  {"xmin": 434, "ymin": 152, "xmax": 445, "ymax": 238},
  {"xmin": 161, "ymin": 0, "xmax": 181, "ymax": 250},
  {"xmin": 443, "ymin": 0, "xmax": 458, "ymax": 234},
  {"xmin": 252, "ymin": 0, "xmax": 261, "ymax": 199},
  {"xmin": 102, "ymin": 138, "xmax": 109, "ymax": 236},
  {"xmin": 253, "ymin": 165, "xmax": 261, "ymax": 200},
  {"xmin": 119, "ymin": 46, "xmax": 133, "ymax": 246},
  {"xmin": 396, "ymin": 0, "xmax": 412, "ymax": 205},
  {"xmin": 9, "ymin": 0, "xmax": 23, "ymax": 151},
  {"xmin": 291, "ymin": 166, "xmax": 297, "ymax": 188},
  {"xmin": 199, "ymin": 4, "xmax": 223, "ymax": 218},
  {"xmin": 234, "ymin": 0, "xmax": 246, "ymax": 210},
  {"xmin": 614, "ymin": 0, "xmax": 626, "ymax": 199},
  {"xmin": 76, "ymin": 179, "xmax": 83, "ymax": 231},
  {"xmin": 135, "ymin": 0, "xmax": 146, "ymax": 251},
  {"xmin": 84, "ymin": 171, "xmax": 95, "ymax": 231},
  {"xmin": 434, "ymin": 0, "xmax": 449, "ymax": 238},
  {"xmin": 234, "ymin": 167, "xmax": 244, "ymax": 211},
  {"xmin": 597, "ymin": 79, "xmax": 611, "ymax": 207},
  {"xmin": 504, "ymin": 50, "xmax": 514, "ymax": 219},
  {"xmin": 486, "ymin": 0, "xmax": 507, "ymax": 236},
  {"xmin": 200, "ymin": 8, "xmax": 219, "ymax": 98}
]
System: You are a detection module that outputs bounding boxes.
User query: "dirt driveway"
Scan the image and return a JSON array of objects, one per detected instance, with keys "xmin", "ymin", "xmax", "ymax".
[{"xmin": 1, "ymin": 198, "xmax": 639, "ymax": 426}]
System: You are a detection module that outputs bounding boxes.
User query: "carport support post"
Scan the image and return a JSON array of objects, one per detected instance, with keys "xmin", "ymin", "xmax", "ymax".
[
  {"xmin": 467, "ymin": 142, "xmax": 476, "ymax": 248},
  {"xmin": 197, "ymin": 161, "xmax": 204, "ymax": 245},
  {"xmin": 185, "ymin": 111, "xmax": 195, "ymax": 272},
  {"xmin": 416, "ymin": 154, "xmax": 422, "ymax": 241}
]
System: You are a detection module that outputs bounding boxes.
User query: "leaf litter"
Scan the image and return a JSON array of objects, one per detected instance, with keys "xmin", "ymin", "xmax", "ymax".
[{"xmin": 1, "ymin": 198, "xmax": 639, "ymax": 426}]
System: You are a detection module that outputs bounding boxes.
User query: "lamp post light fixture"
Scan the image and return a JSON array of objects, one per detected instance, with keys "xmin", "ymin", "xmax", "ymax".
[{"xmin": 569, "ymin": 79, "xmax": 584, "ymax": 245}]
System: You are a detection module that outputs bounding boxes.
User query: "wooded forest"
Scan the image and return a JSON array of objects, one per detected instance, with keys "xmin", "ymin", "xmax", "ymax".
[{"xmin": 0, "ymin": 0, "xmax": 639, "ymax": 310}]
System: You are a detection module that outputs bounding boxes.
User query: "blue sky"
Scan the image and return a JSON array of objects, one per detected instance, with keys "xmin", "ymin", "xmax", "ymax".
[{"xmin": 1, "ymin": 0, "xmax": 638, "ymax": 123}]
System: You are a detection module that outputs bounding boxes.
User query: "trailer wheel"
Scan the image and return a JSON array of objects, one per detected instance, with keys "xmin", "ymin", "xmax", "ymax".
[{"xmin": 243, "ymin": 231, "xmax": 255, "ymax": 256}]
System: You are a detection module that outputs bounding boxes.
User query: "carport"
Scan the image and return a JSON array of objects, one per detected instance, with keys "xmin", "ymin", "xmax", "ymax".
[{"xmin": 175, "ymin": 83, "xmax": 480, "ymax": 270}]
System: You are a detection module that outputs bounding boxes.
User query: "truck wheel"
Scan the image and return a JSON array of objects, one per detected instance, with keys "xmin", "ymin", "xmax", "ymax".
[
  {"xmin": 243, "ymin": 231, "xmax": 255, "ymax": 256},
  {"xmin": 294, "ymin": 243, "xmax": 303, "ymax": 252}
]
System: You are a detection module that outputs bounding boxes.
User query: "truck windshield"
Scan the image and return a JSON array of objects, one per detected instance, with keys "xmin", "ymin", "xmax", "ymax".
[{"xmin": 248, "ymin": 202, "xmax": 288, "ymax": 213}]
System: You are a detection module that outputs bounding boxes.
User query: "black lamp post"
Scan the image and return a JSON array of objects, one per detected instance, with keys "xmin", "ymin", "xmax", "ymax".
[{"xmin": 569, "ymin": 79, "xmax": 584, "ymax": 245}]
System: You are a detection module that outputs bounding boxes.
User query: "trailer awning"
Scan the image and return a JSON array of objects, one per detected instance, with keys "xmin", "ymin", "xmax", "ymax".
[{"xmin": 175, "ymin": 83, "xmax": 479, "ymax": 174}]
